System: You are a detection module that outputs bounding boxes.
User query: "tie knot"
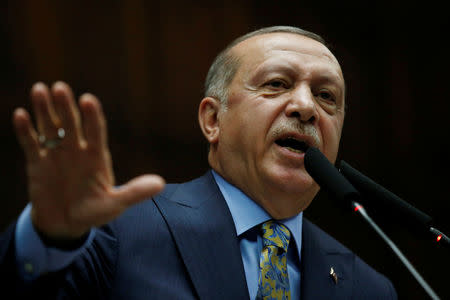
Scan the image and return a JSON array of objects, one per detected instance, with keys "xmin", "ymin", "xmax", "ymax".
[{"xmin": 260, "ymin": 220, "xmax": 291, "ymax": 252}]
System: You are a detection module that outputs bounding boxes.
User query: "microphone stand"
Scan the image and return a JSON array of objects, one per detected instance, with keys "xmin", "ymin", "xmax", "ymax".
[
  {"xmin": 352, "ymin": 201, "xmax": 441, "ymax": 300},
  {"xmin": 339, "ymin": 160, "xmax": 450, "ymax": 249},
  {"xmin": 304, "ymin": 147, "xmax": 442, "ymax": 300}
]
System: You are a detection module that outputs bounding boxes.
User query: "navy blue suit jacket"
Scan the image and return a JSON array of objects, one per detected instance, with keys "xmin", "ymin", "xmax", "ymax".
[{"xmin": 0, "ymin": 170, "xmax": 397, "ymax": 299}]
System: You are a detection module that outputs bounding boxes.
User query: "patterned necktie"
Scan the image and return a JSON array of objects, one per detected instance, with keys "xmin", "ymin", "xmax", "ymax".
[{"xmin": 256, "ymin": 220, "xmax": 291, "ymax": 300}]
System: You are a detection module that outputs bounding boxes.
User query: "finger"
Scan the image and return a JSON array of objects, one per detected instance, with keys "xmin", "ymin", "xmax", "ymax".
[
  {"xmin": 79, "ymin": 93, "xmax": 108, "ymax": 151},
  {"xmin": 112, "ymin": 175, "xmax": 166, "ymax": 207},
  {"xmin": 30, "ymin": 82, "xmax": 60, "ymax": 136},
  {"xmin": 12, "ymin": 108, "xmax": 40, "ymax": 162},
  {"xmin": 51, "ymin": 81, "xmax": 84, "ymax": 145}
]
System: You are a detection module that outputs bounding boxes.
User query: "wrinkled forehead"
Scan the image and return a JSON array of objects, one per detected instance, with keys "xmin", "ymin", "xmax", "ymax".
[{"xmin": 230, "ymin": 33, "xmax": 343, "ymax": 81}]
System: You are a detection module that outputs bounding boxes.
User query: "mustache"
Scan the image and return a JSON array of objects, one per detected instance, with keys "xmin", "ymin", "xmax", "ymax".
[{"xmin": 271, "ymin": 120, "xmax": 320, "ymax": 146}]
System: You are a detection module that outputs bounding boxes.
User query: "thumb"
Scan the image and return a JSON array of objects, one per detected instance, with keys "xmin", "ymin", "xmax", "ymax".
[{"xmin": 113, "ymin": 174, "xmax": 166, "ymax": 206}]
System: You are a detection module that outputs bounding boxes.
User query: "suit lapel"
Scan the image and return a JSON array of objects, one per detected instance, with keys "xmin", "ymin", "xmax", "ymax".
[
  {"xmin": 154, "ymin": 171, "xmax": 249, "ymax": 300},
  {"xmin": 300, "ymin": 219, "xmax": 354, "ymax": 300}
]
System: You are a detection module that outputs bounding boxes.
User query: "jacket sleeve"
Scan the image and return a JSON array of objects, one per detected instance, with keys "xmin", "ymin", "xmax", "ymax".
[{"xmin": 0, "ymin": 220, "xmax": 118, "ymax": 300}]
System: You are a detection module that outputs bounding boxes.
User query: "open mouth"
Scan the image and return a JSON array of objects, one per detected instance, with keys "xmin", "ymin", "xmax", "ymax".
[{"xmin": 275, "ymin": 137, "xmax": 309, "ymax": 154}]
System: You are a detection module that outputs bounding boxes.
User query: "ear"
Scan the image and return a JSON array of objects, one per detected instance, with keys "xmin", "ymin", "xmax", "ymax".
[{"xmin": 198, "ymin": 97, "xmax": 221, "ymax": 144}]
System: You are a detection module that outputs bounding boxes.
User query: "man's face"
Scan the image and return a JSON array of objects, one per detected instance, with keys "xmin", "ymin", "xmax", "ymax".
[{"xmin": 210, "ymin": 33, "xmax": 345, "ymax": 218}]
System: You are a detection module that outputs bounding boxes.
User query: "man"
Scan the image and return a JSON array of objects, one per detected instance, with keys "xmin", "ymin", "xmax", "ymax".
[{"xmin": 0, "ymin": 26, "xmax": 397, "ymax": 299}]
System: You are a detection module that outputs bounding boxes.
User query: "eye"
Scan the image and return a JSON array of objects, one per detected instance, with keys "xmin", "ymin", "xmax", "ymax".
[
  {"xmin": 315, "ymin": 90, "xmax": 335, "ymax": 103},
  {"xmin": 264, "ymin": 79, "xmax": 289, "ymax": 89}
]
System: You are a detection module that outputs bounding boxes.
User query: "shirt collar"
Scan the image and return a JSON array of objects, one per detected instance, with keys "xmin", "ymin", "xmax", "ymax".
[{"xmin": 211, "ymin": 170, "xmax": 303, "ymax": 253}]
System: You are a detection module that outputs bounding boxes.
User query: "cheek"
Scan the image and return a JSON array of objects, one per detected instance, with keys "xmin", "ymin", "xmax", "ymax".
[
  {"xmin": 226, "ymin": 95, "xmax": 280, "ymax": 138},
  {"xmin": 219, "ymin": 106, "xmax": 257, "ymax": 153},
  {"xmin": 222, "ymin": 91, "xmax": 289, "ymax": 157},
  {"xmin": 319, "ymin": 116, "xmax": 344, "ymax": 163}
]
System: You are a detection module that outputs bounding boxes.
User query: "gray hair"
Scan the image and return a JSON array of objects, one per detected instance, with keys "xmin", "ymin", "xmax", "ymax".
[{"xmin": 204, "ymin": 26, "xmax": 327, "ymax": 105}]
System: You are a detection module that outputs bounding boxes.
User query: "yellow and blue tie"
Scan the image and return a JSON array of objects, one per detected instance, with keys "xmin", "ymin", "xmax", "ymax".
[{"xmin": 256, "ymin": 220, "xmax": 291, "ymax": 300}]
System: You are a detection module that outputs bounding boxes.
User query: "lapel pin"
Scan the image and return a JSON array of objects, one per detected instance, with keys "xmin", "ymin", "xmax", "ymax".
[{"xmin": 330, "ymin": 267, "xmax": 338, "ymax": 284}]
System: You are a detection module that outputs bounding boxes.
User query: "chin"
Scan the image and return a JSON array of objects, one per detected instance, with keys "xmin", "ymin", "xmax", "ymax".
[
  {"xmin": 265, "ymin": 165, "xmax": 317, "ymax": 195},
  {"xmin": 259, "ymin": 168, "xmax": 319, "ymax": 218}
]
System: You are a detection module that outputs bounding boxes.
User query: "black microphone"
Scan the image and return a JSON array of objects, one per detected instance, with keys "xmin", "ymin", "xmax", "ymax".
[
  {"xmin": 303, "ymin": 146, "xmax": 360, "ymax": 205},
  {"xmin": 304, "ymin": 146, "xmax": 441, "ymax": 299},
  {"xmin": 339, "ymin": 160, "xmax": 431, "ymax": 227},
  {"xmin": 339, "ymin": 160, "xmax": 449, "ymax": 246}
]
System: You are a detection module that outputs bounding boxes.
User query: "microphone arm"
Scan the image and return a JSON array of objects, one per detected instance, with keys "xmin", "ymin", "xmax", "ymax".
[
  {"xmin": 304, "ymin": 147, "xmax": 441, "ymax": 300},
  {"xmin": 339, "ymin": 160, "xmax": 450, "ymax": 247}
]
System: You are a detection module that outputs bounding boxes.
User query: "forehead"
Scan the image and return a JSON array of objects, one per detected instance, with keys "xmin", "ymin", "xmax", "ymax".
[{"xmin": 230, "ymin": 33, "xmax": 344, "ymax": 82}]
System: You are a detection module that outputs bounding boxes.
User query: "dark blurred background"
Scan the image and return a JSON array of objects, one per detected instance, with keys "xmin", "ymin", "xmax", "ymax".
[{"xmin": 1, "ymin": 1, "xmax": 449, "ymax": 299}]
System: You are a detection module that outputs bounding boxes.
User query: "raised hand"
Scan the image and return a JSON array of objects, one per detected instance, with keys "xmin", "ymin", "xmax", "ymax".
[{"xmin": 12, "ymin": 81, "xmax": 165, "ymax": 240}]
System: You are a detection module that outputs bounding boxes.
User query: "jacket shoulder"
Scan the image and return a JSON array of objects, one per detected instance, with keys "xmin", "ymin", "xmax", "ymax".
[{"xmin": 302, "ymin": 219, "xmax": 398, "ymax": 299}]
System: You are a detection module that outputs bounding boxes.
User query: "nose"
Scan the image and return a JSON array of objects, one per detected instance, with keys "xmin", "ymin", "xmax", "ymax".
[{"xmin": 285, "ymin": 84, "xmax": 318, "ymax": 123}]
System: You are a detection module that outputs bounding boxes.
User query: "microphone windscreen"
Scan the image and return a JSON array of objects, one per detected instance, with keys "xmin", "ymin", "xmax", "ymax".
[
  {"xmin": 304, "ymin": 147, "xmax": 360, "ymax": 205},
  {"xmin": 339, "ymin": 160, "xmax": 432, "ymax": 228}
]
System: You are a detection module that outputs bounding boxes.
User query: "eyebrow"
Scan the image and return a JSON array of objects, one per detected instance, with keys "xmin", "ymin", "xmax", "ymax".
[
  {"xmin": 253, "ymin": 62, "xmax": 298, "ymax": 78},
  {"xmin": 253, "ymin": 61, "xmax": 344, "ymax": 87},
  {"xmin": 313, "ymin": 72, "xmax": 344, "ymax": 86}
]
